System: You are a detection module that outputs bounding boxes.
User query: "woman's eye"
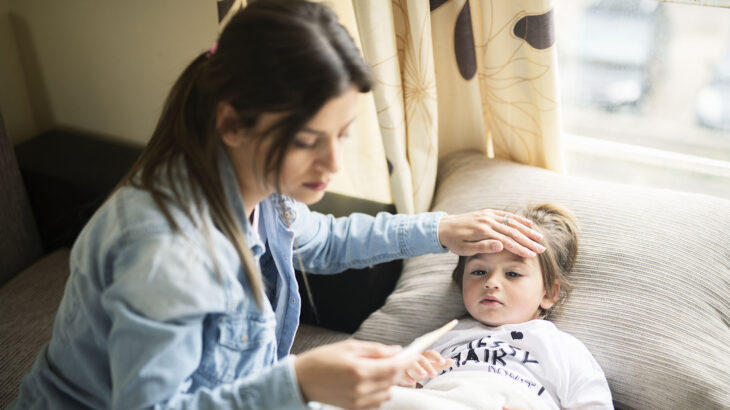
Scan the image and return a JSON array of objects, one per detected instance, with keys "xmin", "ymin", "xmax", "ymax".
[
  {"xmin": 506, "ymin": 271, "xmax": 521, "ymax": 278},
  {"xmin": 293, "ymin": 139, "xmax": 317, "ymax": 149},
  {"xmin": 470, "ymin": 270, "xmax": 487, "ymax": 276}
]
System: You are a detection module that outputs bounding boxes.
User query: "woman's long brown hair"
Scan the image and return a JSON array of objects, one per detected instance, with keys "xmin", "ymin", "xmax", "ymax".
[{"xmin": 118, "ymin": 0, "xmax": 372, "ymax": 309}]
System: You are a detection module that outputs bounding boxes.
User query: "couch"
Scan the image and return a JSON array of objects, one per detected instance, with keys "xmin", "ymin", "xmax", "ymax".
[
  {"xmin": 298, "ymin": 152, "xmax": 729, "ymax": 409},
  {"xmin": 350, "ymin": 152, "xmax": 729, "ymax": 409},
  {"xmin": 0, "ymin": 113, "xmax": 71, "ymax": 406},
  {"xmin": 1, "ymin": 111, "xmax": 728, "ymax": 409}
]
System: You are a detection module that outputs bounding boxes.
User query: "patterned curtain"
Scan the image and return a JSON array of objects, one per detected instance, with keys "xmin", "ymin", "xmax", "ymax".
[
  {"xmin": 217, "ymin": 0, "xmax": 562, "ymax": 213},
  {"xmin": 353, "ymin": 0, "xmax": 563, "ymax": 213}
]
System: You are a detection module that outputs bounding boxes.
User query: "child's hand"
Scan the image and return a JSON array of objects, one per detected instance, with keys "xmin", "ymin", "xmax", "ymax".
[{"xmin": 398, "ymin": 350, "xmax": 453, "ymax": 388}]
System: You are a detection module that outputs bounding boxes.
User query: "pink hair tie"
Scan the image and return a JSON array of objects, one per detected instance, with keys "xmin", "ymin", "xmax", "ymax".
[{"xmin": 206, "ymin": 42, "xmax": 218, "ymax": 58}]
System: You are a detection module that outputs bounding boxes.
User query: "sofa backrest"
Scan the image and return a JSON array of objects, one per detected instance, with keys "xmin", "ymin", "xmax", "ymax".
[
  {"xmin": 0, "ymin": 112, "xmax": 43, "ymax": 286},
  {"xmin": 355, "ymin": 151, "xmax": 730, "ymax": 409}
]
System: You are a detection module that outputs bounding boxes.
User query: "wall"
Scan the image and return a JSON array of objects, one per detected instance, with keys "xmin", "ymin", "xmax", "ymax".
[
  {"xmin": 1, "ymin": 1, "xmax": 390, "ymax": 202},
  {"xmin": 5, "ymin": 0, "xmax": 217, "ymax": 146},
  {"xmin": 0, "ymin": 0, "xmax": 36, "ymax": 144}
]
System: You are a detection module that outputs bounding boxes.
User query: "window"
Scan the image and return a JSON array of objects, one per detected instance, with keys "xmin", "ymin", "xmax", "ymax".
[{"xmin": 556, "ymin": 0, "xmax": 730, "ymax": 199}]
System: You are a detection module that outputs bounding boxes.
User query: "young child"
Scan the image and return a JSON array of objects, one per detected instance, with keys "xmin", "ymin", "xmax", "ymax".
[{"xmin": 401, "ymin": 203, "xmax": 614, "ymax": 409}]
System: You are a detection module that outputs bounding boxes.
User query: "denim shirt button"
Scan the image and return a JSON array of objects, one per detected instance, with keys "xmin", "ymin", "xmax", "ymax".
[
  {"xmin": 240, "ymin": 334, "xmax": 248, "ymax": 342},
  {"xmin": 290, "ymin": 298, "xmax": 295, "ymax": 304}
]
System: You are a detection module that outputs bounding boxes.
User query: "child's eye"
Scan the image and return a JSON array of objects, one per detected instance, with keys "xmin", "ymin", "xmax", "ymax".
[
  {"xmin": 506, "ymin": 271, "xmax": 522, "ymax": 278},
  {"xmin": 470, "ymin": 270, "xmax": 487, "ymax": 276}
]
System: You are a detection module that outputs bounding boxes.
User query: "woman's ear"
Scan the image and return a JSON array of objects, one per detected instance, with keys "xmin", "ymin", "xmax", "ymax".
[
  {"xmin": 540, "ymin": 281, "xmax": 560, "ymax": 310},
  {"xmin": 216, "ymin": 102, "xmax": 244, "ymax": 147}
]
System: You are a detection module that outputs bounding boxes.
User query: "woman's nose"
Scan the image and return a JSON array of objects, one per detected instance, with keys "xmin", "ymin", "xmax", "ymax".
[{"xmin": 318, "ymin": 136, "xmax": 341, "ymax": 173}]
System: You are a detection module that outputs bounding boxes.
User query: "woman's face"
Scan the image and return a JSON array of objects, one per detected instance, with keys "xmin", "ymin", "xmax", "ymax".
[
  {"xmin": 279, "ymin": 87, "xmax": 358, "ymax": 204},
  {"xmin": 225, "ymin": 87, "xmax": 358, "ymax": 206}
]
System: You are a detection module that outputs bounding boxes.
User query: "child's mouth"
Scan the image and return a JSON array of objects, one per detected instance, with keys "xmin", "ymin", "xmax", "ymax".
[{"xmin": 480, "ymin": 297, "xmax": 502, "ymax": 305}]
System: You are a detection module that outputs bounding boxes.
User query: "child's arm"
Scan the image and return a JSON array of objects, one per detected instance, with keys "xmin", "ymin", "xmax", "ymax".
[{"xmin": 397, "ymin": 350, "xmax": 453, "ymax": 388}]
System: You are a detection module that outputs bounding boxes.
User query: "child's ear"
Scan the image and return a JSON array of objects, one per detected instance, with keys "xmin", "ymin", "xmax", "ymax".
[
  {"xmin": 540, "ymin": 281, "xmax": 560, "ymax": 310},
  {"xmin": 217, "ymin": 102, "xmax": 245, "ymax": 147}
]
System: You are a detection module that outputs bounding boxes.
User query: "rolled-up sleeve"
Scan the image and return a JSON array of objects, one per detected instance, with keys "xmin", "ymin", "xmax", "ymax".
[{"xmin": 290, "ymin": 200, "xmax": 448, "ymax": 273}]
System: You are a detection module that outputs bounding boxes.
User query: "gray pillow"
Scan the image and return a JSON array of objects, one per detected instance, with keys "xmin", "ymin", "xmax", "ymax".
[{"xmin": 354, "ymin": 151, "xmax": 730, "ymax": 410}]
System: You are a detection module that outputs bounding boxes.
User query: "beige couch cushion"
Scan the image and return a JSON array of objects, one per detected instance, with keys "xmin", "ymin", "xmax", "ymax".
[
  {"xmin": 0, "ymin": 249, "xmax": 70, "ymax": 407},
  {"xmin": 354, "ymin": 152, "xmax": 730, "ymax": 409}
]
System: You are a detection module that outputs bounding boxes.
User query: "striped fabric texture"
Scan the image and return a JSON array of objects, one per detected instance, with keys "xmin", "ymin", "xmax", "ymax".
[
  {"xmin": 0, "ymin": 249, "xmax": 71, "ymax": 407},
  {"xmin": 354, "ymin": 151, "xmax": 730, "ymax": 409}
]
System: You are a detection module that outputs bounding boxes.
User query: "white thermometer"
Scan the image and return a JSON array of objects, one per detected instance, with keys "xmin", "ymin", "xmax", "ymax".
[{"xmin": 398, "ymin": 319, "xmax": 459, "ymax": 359}]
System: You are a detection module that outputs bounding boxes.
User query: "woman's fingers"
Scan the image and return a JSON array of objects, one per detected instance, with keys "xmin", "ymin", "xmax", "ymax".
[
  {"xmin": 464, "ymin": 232, "xmax": 537, "ymax": 258},
  {"xmin": 438, "ymin": 210, "xmax": 545, "ymax": 257},
  {"xmin": 352, "ymin": 341, "xmax": 402, "ymax": 359},
  {"xmin": 369, "ymin": 362, "xmax": 403, "ymax": 384},
  {"xmin": 356, "ymin": 371, "xmax": 399, "ymax": 394},
  {"xmin": 491, "ymin": 210, "xmax": 543, "ymax": 242},
  {"xmin": 471, "ymin": 210, "xmax": 544, "ymax": 257},
  {"xmin": 295, "ymin": 339, "xmax": 406, "ymax": 408},
  {"xmin": 492, "ymin": 210, "xmax": 534, "ymax": 228},
  {"xmin": 489, "ymin": 231, "xmax": 538, "ymax": 258},
  {"xmin": 492, "ymin": 221, "xmax": 545, "ymax": 256}
]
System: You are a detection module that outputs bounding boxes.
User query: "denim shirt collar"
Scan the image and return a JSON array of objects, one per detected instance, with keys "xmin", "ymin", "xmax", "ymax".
[{"xmin": 217, "ymin": 144, "xmax": 265, "ymax": 258}]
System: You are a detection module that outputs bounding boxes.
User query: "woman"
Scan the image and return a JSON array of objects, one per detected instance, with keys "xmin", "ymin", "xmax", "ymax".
[{"xmin": 13, "ymin": 1, "xmax": 544, "ymax": 409}]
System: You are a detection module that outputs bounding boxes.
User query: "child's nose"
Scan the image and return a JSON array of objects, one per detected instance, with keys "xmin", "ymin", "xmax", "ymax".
[{"xmin": 484, "ymin": 273, "xmax": 500, "ymax": 289}]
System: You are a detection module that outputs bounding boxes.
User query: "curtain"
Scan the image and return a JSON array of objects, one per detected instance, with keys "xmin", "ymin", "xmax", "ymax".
[
  {"xmin": 352, "ymin": 0, "xmax": 563, "ymax": 213},
  {"xmin": 218, "ymin": 0, "xmax": 563, "ymax": 213}
]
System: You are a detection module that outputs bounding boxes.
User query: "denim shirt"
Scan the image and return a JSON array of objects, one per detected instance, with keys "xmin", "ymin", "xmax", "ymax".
[{"xmin": 13, "ymin": 151, "xmax": 447, "ymax": 410}]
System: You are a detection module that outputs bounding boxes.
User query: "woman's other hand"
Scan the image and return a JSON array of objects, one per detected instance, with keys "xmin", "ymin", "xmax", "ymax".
[
  {"xmin": 438, "ymin": 209, "xmax": 545, "ymax": 258},
  {"xmin": 397, "ymin": 350, "xmax": 453, "ymax": 388},
  {"xmin": 294, "ymin": 339, "xmax": 405, "ymax": 409}
]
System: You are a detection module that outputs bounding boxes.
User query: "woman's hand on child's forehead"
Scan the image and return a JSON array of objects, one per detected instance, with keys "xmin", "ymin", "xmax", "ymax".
[{"xmin": 438, "ymin": 209, "xmax": 546, "ymax": 258}]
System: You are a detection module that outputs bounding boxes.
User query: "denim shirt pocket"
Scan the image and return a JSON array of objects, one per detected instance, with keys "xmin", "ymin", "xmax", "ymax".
[{"xmin": 198, "ymin": 313, "xmax": 278, "ymax": 384}]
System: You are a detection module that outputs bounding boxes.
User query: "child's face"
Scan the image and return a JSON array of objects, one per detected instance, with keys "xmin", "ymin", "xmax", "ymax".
[{"xmin": 461, "ymin": 250, "xmax": 557, "ymax": 327}]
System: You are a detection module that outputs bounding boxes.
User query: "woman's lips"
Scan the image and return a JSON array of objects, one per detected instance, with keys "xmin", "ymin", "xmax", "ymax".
[{"xmin": 303, "ymin": 181, "xmax": 328, "ymax": 191}]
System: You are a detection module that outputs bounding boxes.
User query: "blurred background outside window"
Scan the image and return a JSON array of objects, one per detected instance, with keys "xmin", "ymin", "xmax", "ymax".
[{"xmin": 556, "ymin": 0, "xmax": 730, "ymax": 199}]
